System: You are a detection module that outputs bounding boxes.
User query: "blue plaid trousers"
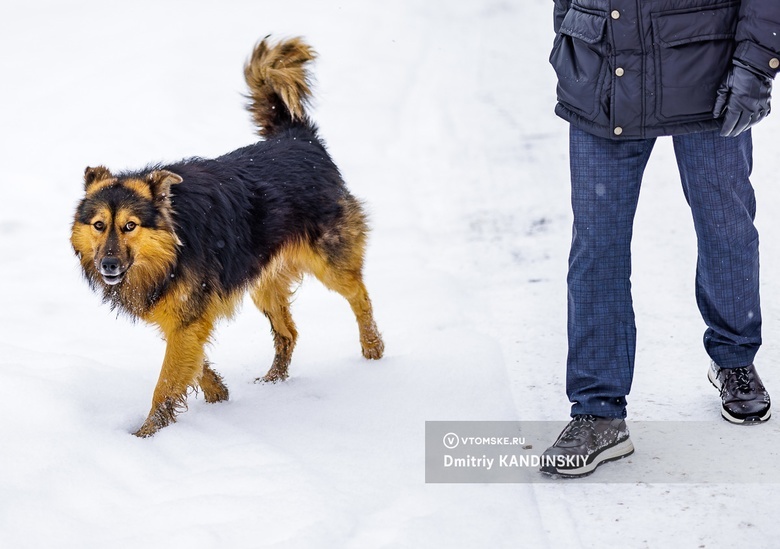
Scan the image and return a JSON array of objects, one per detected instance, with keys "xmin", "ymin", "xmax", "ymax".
[{"xmin": 567, "ymin": 125, "xmax": 761, "ymax": 418}]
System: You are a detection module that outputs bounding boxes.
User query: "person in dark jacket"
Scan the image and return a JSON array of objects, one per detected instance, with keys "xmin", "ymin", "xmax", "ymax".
[{"xmin": 541, "ymin": 0, "xmax": 780, "ymax": 478}]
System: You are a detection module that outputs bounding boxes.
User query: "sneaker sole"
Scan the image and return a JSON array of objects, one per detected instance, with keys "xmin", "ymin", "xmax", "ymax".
[
  {"xmin": 707, "ymin": 365, "xmax": 771, "ymax": 425},
  {"xmin": 539, "ymin": 437, "xmax": 635, "ymax": 479}
]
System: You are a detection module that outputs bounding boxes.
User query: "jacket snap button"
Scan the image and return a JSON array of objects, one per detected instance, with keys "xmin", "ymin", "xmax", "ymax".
[
  {"xmin": 611, "ymin": 10, "xmax": 620, "ymax": 19},
  {"xmin": 770, "ymin": 58, "xmax": 779, "ymax": 70},
  {"xmin": 614, "ymin": 126, "xmax": 623, "ymax": 136},
  {"xmin": 615, "ymin": 67, "xmax": 625, "ymax": 77}
]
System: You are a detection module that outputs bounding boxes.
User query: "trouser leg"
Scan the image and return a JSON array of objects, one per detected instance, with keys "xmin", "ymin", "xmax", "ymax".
[
  {"xmin": 672, "ymin": 130, "xmax": 761, "ymax": 368},
  {"xmin": 567, "ymin": 126, "xmax": 656, "ymax": 418}
]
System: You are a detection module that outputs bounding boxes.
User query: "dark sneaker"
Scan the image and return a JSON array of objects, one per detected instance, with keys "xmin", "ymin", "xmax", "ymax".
[
  {"xmin": 708, "ymin": 361, "xmax": 771, "ymax": 424},
  {"xmin": 539, "ymin": 414, "xmax": 634, "ymax": 478}
]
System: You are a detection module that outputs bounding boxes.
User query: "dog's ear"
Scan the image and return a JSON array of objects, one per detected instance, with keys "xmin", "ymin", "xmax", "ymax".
[
  {"xmin": 146, "ymin": 170, "xmax": 184, "ymax": 245},
  {"xmin": 84, "ymin": 166, "xmax": 113, "ymax": 190},
  {"xmin": 147, "ymin": 170, "xmax": 183, "ymax": 201}
]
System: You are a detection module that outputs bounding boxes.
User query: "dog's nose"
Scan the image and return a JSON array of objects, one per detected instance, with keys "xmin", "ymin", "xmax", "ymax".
[{"xmin": 100, "ymin": 257, "xmax": 121, "ymax": 275}]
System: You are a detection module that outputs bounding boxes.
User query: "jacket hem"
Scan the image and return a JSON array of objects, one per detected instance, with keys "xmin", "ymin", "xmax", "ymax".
[{"xmin": 555, "ymin": 103, "xmax": 724, "ymax": 139}]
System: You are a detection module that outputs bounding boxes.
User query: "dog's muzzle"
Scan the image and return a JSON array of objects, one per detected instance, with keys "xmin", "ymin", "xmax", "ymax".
[{"xmin": 99, "ymin": 256, "xmax": 127, "ymax": 285}]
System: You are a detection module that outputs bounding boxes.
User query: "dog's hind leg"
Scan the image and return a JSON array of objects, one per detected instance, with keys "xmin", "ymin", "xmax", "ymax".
[
  {"xmin": 200, "ymin": 359, "xmax": 229, "ymax": 403},
  {"xmin": 314, "ymin": 264, "xmax": 384, "ymax": 360},
  {"xmin": 312, "ymin": 198, "xmax": 384, "ymax": 359},
  {"xmin": 250, "ymin": 270, "xmax": 299, "ymax": 383}
]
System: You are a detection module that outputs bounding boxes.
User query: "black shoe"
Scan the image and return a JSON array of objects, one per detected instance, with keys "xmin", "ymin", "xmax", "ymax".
[
  {"xmin": 540, "ymin": 414, "xmax": 634, "ymax": 478},
  {"xmin": 708, "ymin": 361, "xmax": 771, "ymax": 424}
]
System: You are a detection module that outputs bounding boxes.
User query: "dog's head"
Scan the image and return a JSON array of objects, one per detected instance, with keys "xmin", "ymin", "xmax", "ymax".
[{"xmin": 70, "ymin": 166, "xmax": 183, "ymax": 291}]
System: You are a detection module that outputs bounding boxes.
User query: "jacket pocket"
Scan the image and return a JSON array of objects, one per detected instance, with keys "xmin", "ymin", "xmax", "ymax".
[
  {"xmin": 652, "ymin": 2, "xmax": 738, "ymax": 121},
  {"xmin": 549, "ymin": 6, "xmax": 609, "ymax": 118}
]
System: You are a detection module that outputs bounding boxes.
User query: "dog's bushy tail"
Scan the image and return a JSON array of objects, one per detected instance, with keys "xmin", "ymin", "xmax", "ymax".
[{"xmin": 244, "ymin": 36, "xmax": 317, "ymax": 138}]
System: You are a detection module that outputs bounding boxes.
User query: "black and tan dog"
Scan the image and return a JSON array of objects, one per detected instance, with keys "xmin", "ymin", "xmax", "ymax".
[{"xmin": 70, "ymin": 37, "xmax": 384, "ymax": 437}]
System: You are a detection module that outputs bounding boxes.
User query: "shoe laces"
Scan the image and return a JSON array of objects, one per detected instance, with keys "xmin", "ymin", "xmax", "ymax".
[
  {"xmin": 729, "ymin": 367, "xmax": 753, "ymax": 394},
  {"xmin": 559, "ymin": 414, "xmax": 597, "ymax": 443}
]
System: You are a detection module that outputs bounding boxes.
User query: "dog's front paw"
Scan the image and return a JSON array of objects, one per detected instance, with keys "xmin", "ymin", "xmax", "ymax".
[
  {"xmin": 203, "ymin": 384, "xmax": 229, "ymax": 403},
  {"xmin": 133, "ymin": 420, "xmax": 160, "ymax": 438},
  {"xmin": 133, "ymin": 398, "xmax": 180, "ymax": 438},
  {"xmin": 201, "ymin": 364, "xmax": 230, "ymax": 403}
]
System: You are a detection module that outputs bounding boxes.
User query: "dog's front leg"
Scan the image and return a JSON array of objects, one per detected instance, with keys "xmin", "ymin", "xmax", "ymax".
[{"xmin": 134, "ymin": 322, "xmax": 212, "ymax": 437}]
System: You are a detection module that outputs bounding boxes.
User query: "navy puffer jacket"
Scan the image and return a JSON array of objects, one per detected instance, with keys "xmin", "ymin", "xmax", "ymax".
[{"xmin": 550, "ymin": 0, "xmax": 780, "ymax": 139}]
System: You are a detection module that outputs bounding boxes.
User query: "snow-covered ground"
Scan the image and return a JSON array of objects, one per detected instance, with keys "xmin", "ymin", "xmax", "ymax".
[{"xmin": 2, "ymin": 0, "xmax": 780, "ymax": 546}]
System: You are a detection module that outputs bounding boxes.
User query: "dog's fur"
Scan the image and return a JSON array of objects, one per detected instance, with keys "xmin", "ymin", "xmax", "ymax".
[{"xmin": 70, "ymin": 37, "xmax": 384, "ymax": 437}]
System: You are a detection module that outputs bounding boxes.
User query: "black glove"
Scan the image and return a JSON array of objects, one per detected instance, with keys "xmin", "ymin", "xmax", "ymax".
[{"xmin": 713, "ymin": 60, "xmax": 772, "ymax": 137}]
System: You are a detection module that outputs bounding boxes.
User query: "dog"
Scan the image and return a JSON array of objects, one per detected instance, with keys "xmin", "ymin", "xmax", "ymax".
[{"xmin": 70, "ymin": 37, "xmax": 384, "ymax": 437}]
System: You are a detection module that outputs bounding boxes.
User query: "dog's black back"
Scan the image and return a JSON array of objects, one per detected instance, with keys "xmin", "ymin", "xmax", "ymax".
[{"xmin": 115, "ymin": 125, "xmax": 349, "ymax": 302}]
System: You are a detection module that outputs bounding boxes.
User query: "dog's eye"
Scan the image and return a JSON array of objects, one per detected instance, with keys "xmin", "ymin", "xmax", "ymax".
[
  {"xmin": 93, "ymin": 221, "xmax": 105, "ymax": 231},
  {"xmin": 124, "ymin": 221, "xmax": 137, "ymax": 232}
]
